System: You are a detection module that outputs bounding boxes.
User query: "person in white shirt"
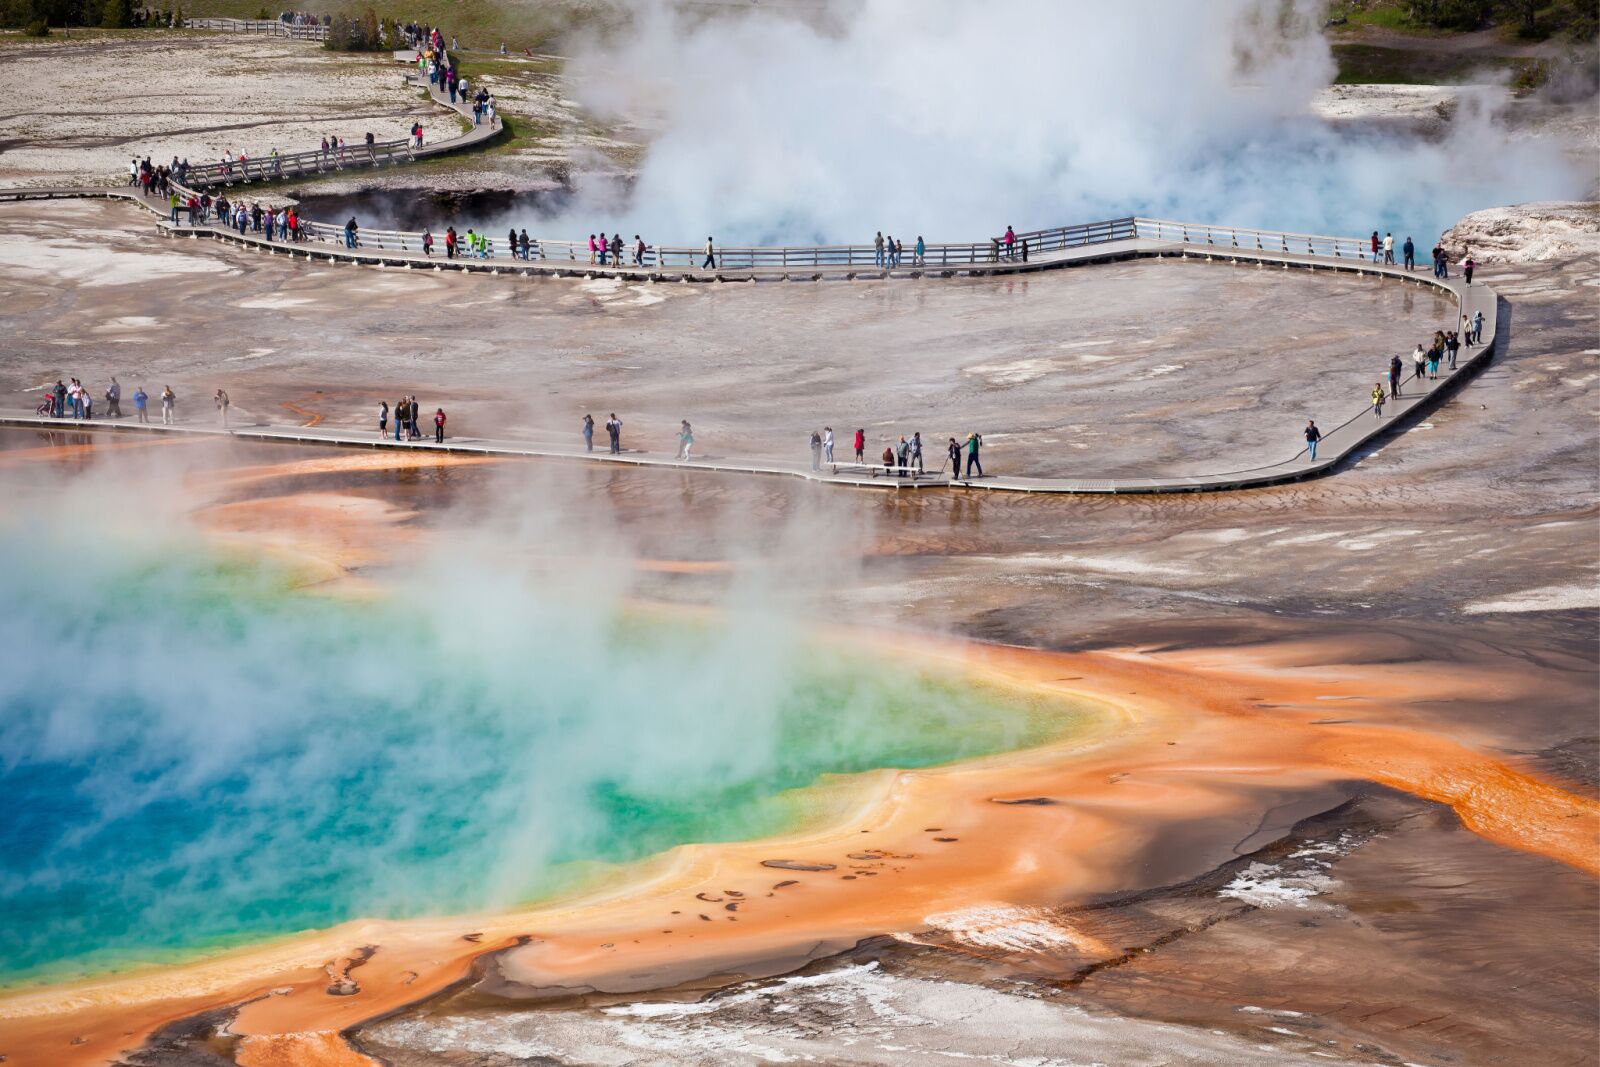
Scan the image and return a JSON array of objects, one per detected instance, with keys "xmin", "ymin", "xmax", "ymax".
[{"xmin": 823, "ymin": 427, "xmax": 834, "ymax": 463}]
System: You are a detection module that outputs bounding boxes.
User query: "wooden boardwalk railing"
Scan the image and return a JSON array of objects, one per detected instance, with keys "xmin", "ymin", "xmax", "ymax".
[{"xmin": 186, "ymin": 17, "xmax": 330, "ymax": 41}]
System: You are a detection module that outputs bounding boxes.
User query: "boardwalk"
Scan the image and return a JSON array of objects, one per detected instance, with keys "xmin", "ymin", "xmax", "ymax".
[{"xmin": 0, "ymin": 30, "xmax": 1500, "ymax": 493}]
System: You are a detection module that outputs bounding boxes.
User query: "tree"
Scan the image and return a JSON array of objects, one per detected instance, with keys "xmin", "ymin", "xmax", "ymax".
[{"xmin": 100, "ymin": 0, "xmax": 132, "ymax": 28}]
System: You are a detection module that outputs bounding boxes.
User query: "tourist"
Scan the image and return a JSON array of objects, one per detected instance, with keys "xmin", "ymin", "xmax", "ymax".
[
  {"xmin": 947, "ymin": 437, "xmax": 961, "ymax": 474},
  {"xmin": 914, "ymin": 235, "xmax": 925, "ymax": 266},
  {"xmin": 598, "ymin": 231, "xmax": 609, "ymax": 266},
  {"xmin": 810, "ymin": 430, "xmax": 822, "ymax": 471},
  {"xmin": 169, "ymin": 190, "xmax": 180, "ymax": 223},
  {"xmin": 874, "ymin": 231, "xmax": 885, "ymax": 267},
  {"xmin": 422, "ymin": 230, "xmax": 434, "ymax": 256},
  {"xmin": 507, "ymin": 229, "xmax": 518, "ymax": 260},
  {"xmin": 881, "ymin": 444, "xmax": 895, "ymax": 475},
  {"xmin": 1413, "ymin": 343, "xmax": 1427, "ymax": 382},
  {"xmin": 1371, "ymin": 383, "xmax": 1385, "ymax": 418},
  {"xmin": 611, "ymin": 233, "xmax": 624, "ymax": 267},
  {"xmin": 215, "ymin": 388, "xmax": 230, "ymax": 427},
  {"xmin": 582, "ymin": 414, "xmax": 594, "ymax": 451},
  {"xmin": 433, "ymin": 408, "xmax": 446, "ymax": 444},
  {"xmin": 68, "ymin": 379, "xmax": 82, "ymax": 418},
  {"xmin": 81, "ymin": 390, "xmax": 92, "ymax": 421},
  {"xmin": 394, "ymin": 397, "xmax": 406, "ymax": 442},
  {"xmin": 519, "ymin": 230, "xmax": 531, "ymax": 259},
  {"xmin": 1003, "ymin": 225, "xmax": 1016, "ymax": 260},
  {"xmin": 134, "ymin": 385, "xmax": 148, "ymax": 423},
  {"xmin": 1463, "ymin": 255, "xmax": 1475, "ymax": 285},
  {"xmin": 378, "ymin": 400, "xmax": 388, "ymax": 438},
  {"xmin": 446, "ymin": 226, "xmax": 457, "ymax": 258},
  {"xmin": 1427, "ymin": 345, "xmax": 1441, "ymax": 380},
  {"xmin": 897, "ymin": 435, "xmax": 909, "ymax": 472},
  {"xmin": 702, "ymin": 237, "xmax": 716, "ymax": 270},
  {"xmin": 633, "ymin": 234, "xmax": 646, "ymax": 266},
  {"xmin": 1382, "ymin": 232, "xmax": 1394, "ymax": 264},
  {"xmin": 344, "ymin": 216, "xmax": 359, "ymax": 249},
  {"xmin": 854, "ymin": 428, "xmax": 865, "ymax": 463},
  {"xmin": 606, "ymin": 413, "xmax": 622, "ymax": 453},
  {"xmin": 823, "ymin": 427, "xmax": 834, "ymax": 463},
  {"xmin": 964, "ymin": 431, "xmax": 984, "ymax": 478},
  {"xmin": 105, "ymin": 377, "xmax": 121, "ymax": 418},
  {"xmin": 1304, "ymin": 419, "xmax": 1322, "ymax": 460},
  {"xmin": 1369, "ymin": 231, "xmax": 1379, "ymax": 262},
  {"xmin": 1389, "ymin": 355, "xmax": 1403, "ymax": 399},
  {"xmin": 588, "ymin": 234, "xmax": 597, "ymax": 265},
  {"xmin": 1471, "ymin": 309, "xmax": 1484, "ymax": 345},
  {"xmin": 161, "ymin": 385, "xmax": 175, "ymax": 424},
  {"xmin": 910, "ymin": 431, "xmax": 924, "ymax": 473},
  {"xmin": 678, "ymin": 420, "xmax": 694, "ymax": 461},
  {"xmin": 1445, "ymin": 331, "xmax": 1460, "ymax": 370},
  {"xmin": 410, "ymin": 396, "xmax": 423, "ymax": 439}
]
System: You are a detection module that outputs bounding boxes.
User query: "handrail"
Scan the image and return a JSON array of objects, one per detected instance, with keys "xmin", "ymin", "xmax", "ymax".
[{"xmin": 185, "ymin": 17, "xmax": 329, "ymax": 40}]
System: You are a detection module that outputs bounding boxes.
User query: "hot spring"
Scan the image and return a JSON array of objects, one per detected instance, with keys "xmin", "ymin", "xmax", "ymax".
[{"xmin": 0, "ymin": 516, "xmax": 1079, "ymax": 989}]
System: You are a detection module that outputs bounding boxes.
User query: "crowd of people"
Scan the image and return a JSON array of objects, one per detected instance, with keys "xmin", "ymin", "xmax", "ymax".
[
  {"xmin": 36, "ymin": 378, "xmax": 177, "ymax": 425},
  {"xmin": 378, "ymin": 397, "xmax": 447, "ymax": 443},
  {"xmin": 872, "ymin": 232, "xmax": 927, "ymax": 268},
  {"xmin": 1366, "ymin": 231, "xmax": 1476, "ymax": 282}
]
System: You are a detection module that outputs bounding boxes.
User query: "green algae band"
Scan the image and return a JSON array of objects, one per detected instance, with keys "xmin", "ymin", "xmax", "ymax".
[{"xmin": 0, "ymin": 536, "xmax": 1074, "ymax": 988}]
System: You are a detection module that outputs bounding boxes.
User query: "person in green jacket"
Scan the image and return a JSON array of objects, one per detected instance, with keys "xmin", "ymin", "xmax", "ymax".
[
  {"xmin": 169, "ymin": 191, "xmax": 180, "ymax": 223},
  {"xmin": 964, "ymin": 432, "xmax": 983, "ymax": 478}
]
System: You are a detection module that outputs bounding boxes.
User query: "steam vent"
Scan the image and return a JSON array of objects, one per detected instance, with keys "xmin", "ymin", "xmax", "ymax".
[{"xmin": 0, "ymin": 4, "xmax": 1596, "ymax": 1065}]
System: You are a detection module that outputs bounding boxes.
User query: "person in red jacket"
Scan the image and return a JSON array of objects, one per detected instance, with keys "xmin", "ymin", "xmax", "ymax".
[
  {"xmin": 433, "ymin": 408, "xmax": 446, "ymax": 443},
  {"xmin": 853, "ymin": 428, "xmax": 865, "ymax": 463}
]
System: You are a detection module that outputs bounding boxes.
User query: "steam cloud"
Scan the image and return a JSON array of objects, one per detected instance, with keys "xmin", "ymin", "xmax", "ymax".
[
  {"xmin": 0, "ymin": 446, "xmax": 1046, "ymax": 985},
  {"xmin": 524, "ymin": 0, "xmax": 1585, "ymax": 244}
]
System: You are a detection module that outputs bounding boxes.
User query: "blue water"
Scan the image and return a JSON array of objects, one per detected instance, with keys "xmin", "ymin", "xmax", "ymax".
[{"xmin": 0, "ymin": 537, "xmax": 1063, "ymax": 988}]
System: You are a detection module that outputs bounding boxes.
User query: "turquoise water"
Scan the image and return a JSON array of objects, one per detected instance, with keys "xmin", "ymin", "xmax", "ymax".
[{"xmin": 0, "ymin": 532, "xmax": 1063, "ymax": 988}]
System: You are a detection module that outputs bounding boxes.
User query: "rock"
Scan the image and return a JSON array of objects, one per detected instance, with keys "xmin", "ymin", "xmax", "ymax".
[{"xmin": 761, "ymin": 860, "xmax": 836, "ymax": 872}]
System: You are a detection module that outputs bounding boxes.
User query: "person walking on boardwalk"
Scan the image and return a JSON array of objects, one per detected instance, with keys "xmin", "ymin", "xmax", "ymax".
[
  {"xmin": 446, "ymin": 226, "xmax": 457, "ymax": 258},
  {"xmin": 914, "ymin": 235, "xmax": 925, "ymax": 266},
  {"xmin": 874, "ymin": 231, "xmax": 885, "ymax": 267},
  {"xmin": 1382, "ymin": 232, "xmax": 1394, "ymax": 264},
  {"xmin": 1427, "ymin": 344, "xmax": 1441, "ymax": 379},
  {"xmin": 507, "ymin": 229, "xmax": 518, "ymax": 261},
  {"xmin": 964, "ymin": 432, "xmax": 984, "ymax": 478},
  {"xmin": 1471, "ymin": 308, "xmax": 1484, "ymax": 345},
  {"xmin": 1304, "ymin": 419, "xmax": 1322, "ymax": 461},
  {"xmin": 410, "ymin": 396, "xmax": 424, "ymax": 439},
  {"xmin": 134, "ymin": 385, "xmax": 148, "ymax": 423},
  {"xmin": 1445, "ymin": 331, "xmax": 1460, "ymax": 371},
  {"xmin": 702, "ymin": 237, "xmax": 716, "ymax": 270},
  {"xmin": 1389, "ymin": 355, "xmax": 1404, "ymax": 399},
  {"xmin": 606, "ymin": 413, "xmax": 622, "ymax": 453},
  {"xmin": 422, "ymin": 230, "xmax": 434, "ymax": 256},
  {"xmin": 215, "ymin": 388, "xmax": 230, "ymax": 427},
  {"xmin": 677, "ymin": 420, "xmax": 694, "ymax": 461},
  {"xmin": 161, "ymin": 385, "xmax": 175, "ymax": 424},
  {"xmin": 1003, "ymin": 225, "xmax": 1016, "ymax": 260},
  {"xmin": 1413, "ymin": 343, "xmax": 1428, "ymax": 383},
  {"xmin": 947, "ymin": 437, "xmax": 961, "ymax": 475},
  {"xmin": 823, "ymin": 427, "xmax": 834, "ymax": 463},
  {"xmin": 633, "ymin": 234, "xmax": 646, "ymax": 266},
  {"xmin": 1369, "ymin": 231, "xmax": 1380, "ymax": 262},
  {"xmin": 433, "ymin": 408, "xmax": 446, "ymax": 444},
  {"xmin": 378, "ymin": 401, "xmax": 389, "ymax": 438},
  {"xmin": 1463, "ymin": 255, "xmax": 1475, "ymax": 285},
  {"xmin": 810, "ymin": 430, "xmax": 823, "ymax": 471},
  {"xmin": 1402, "ymin": 236, "xmax": 1415, "ymax": 270},
  {"xmin": 1371, "ymin": 383, "xmax": 1386, "ymax": 418},
  {"xmin": 853, "ymin": 428, "xmax": 865, "ymax": 463},
  {"xmin": 911, "ymin": 432, "xmax": 924, "ymax": 474},
  {"xmin": 583, "ymin": 413, "xmax": 594, "ymax": 451},
  {"xmin": 106, "ymin": 377, "xmax": 121, "ymax": 418}
]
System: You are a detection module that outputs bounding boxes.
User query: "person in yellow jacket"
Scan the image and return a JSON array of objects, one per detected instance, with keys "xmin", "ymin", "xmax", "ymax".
[{"xmin": 1371, "ymin": 383, "xmax": 1386, "ymax": 418}]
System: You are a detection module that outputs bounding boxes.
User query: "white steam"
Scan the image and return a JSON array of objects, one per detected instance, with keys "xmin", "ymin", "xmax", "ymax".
[{"xmin": 531, "ymin": 0, "xmax": 1585, "ymax": 243}]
